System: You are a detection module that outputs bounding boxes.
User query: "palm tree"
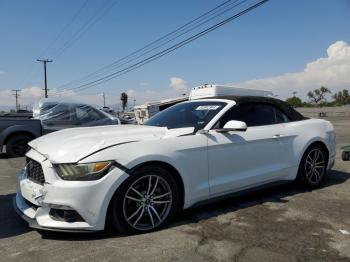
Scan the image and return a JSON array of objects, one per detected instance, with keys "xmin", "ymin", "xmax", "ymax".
[{"xmin": 120, "ymin": 92, "xmax": 128, "ymax": 112}]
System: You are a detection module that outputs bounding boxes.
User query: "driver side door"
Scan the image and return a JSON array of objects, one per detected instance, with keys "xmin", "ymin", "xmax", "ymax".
[{"xmin": 207, "ymin": 103, "xmax": 287, "ymax": 196}]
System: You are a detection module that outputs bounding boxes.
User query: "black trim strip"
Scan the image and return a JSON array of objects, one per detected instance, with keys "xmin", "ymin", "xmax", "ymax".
[{"xmin": 113, "ymin": 161, "xmax": 130, "ymax": 174}]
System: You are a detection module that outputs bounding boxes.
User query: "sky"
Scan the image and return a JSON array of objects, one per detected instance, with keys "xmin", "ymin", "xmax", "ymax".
[{"xmin": 0, "ymin": 0, "xmax": 350, "ymax": 111}]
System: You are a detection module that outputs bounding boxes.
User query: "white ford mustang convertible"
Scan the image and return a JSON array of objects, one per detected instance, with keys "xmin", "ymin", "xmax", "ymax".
[{"xmin": 15, "ymin": 95, "xmax": 336, "ymax": 234}]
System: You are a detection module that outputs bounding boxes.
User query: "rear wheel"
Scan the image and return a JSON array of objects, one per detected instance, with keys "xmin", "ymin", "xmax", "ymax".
[
  {"xmin": 6, "ymin": 134, "xmax": 33, "ymax": 158},
  {"xmin": 298, "ymin": 145, "xmax": 327, "ymax": 189},
  {"xmin": 110, "ymin": 165, "xmax": 179, "ymax": 234}
]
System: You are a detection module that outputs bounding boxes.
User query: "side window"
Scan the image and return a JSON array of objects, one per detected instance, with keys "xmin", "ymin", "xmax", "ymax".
[
  {"xmin": 217, "ymin": 103, "xmax": 254, "ymax": 128},
  {"xmin": 247, "ymin": 104, "xmax": 275, "ymax": 126},
  {"xmin": 76, "ymin": 106, "xmax": 89, "ymax": 121},
  {"xmin": 48, "ymin": 104, "xmax": 72, "ymax": 121},
  {"xmin": 217, "ymin": 102, "xmax": 289, "ymax": 128},
  {"xmin": 75, "ymin": 106, "xmax": 106, "ymax": 122},
  {"xmin": 275, "ymin": 108, "xmax": 290, "ymax": 123}
]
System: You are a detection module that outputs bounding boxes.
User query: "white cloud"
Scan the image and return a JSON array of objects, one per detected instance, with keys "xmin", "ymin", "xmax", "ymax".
[
  {"xmin": 126, "ymin": 88, "xmax": 185, "ymax": 104},
  {"xmin": 2, "ymin": 42, "xmax": 349, "ymax": 110},
  {"xmin": 0, "ymin": 76, "xmax": 189, "ymax": 111},
  {"xmin": 169, "ymin": 77, "xmax": 187, "ymax": 91},
  {"xmin": 0, "ymin": 87, "xmax": 43, "ymax": 109},
  {"xmin": 0, "ymin": 84, "xmax": 188, "ymax": 111},
  {"xmin": 0, "ymin": 87, "xmax": 105, "ymax": 110},
  {"xmin": 235, "ymin": 41, "xmax": 350, "ymax": 99}
]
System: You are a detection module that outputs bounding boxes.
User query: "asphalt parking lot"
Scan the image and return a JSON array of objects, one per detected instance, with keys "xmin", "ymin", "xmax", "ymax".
[{"xmin": 0, "ymin": 117, "xmax": 349, "ymax": 262}]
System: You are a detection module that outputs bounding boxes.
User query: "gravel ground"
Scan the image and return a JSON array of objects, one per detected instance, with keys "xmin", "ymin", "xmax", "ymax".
[{"xmin": 0, "ymin": 117, "xmax": 349, "ymax": 262}]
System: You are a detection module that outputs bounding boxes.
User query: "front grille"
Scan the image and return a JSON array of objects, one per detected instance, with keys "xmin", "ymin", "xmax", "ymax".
[{"xmin": 27, "ymin": 158, "xmax": 45, "ymax": 185}]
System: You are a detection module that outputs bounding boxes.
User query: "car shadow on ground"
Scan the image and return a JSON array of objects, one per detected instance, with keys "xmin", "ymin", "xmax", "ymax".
[
  {"xmin": 0, "ymin": 193, "xmax": 32, "ymax": 238},
  {"xmin": 1, "ymin": 169, "xmax": 349, "ymax": 241}
]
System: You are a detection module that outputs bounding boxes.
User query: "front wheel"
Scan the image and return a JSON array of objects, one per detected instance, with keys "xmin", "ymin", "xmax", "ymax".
[
  {"xmin": 297, "ymin": 145, "xmax": 328, "ymax": 189},
  {"xmin": 110, "ymin": 166, "xmax": 179, "ymax": 234}
]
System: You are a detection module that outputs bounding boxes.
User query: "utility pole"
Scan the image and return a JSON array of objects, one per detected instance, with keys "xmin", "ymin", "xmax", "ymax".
[
  {"xmin": 102, "ymin": 92, "xmax": 106, "ymax": 107},
  {"xmin": 37, "ymin": 59, "xmax": 53, "ymax": 98},
  {"xmin": 12, "ymin": 89, "xmax": 21, "ymax": 112}
]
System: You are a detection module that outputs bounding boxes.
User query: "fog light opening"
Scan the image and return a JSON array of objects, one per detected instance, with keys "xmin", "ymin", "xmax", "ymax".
[{"xmin": 49, "ymin": 208, "xmax": 85, "ymax": 223}]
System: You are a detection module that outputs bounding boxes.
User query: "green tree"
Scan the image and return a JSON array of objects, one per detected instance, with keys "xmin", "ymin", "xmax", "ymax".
[
  {"xmin": 307, "ymin": 86, "xmax": 331, "ymax": 105},
  {"xmin": 286, "ymin": 96, "xmax": 303, "ymax": 107},
  {"xmin": 332, "ymin": 89, "xmax": 350, "ymax": 105}
]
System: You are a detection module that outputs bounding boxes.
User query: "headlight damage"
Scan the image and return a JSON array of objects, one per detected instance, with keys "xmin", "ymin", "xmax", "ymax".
[{"xmin": 55, "ymin": 161, "xmax": 114, "ymax": 181}]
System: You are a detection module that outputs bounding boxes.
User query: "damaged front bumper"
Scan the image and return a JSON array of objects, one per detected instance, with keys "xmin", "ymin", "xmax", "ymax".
[
  {"xmin": 13, "ymin": 191, "xmax": 92, "ymax": 232},
  {"xmin": 14, "ymin": 150, "xmax": 129, "ymax": 232}
]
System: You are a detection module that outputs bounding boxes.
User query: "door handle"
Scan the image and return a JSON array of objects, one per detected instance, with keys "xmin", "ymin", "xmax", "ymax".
[{"xmin": 273, "ymin": 134, "xmax": 284, "ymax": 138}]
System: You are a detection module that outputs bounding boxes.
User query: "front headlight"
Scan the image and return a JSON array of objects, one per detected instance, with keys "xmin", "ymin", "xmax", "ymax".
[{"xmin": 55, "ymin": 161, "xmax": 113, "ymax": 181}]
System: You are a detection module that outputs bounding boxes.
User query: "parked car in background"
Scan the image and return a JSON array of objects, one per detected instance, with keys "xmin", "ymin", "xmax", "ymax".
[
  {"xmin": 0, "ymin": 118, "xmax": 41, "ymax": 157},
  {"xmin": 0, "ymin": 110, "xmax": 33, "ymax": 118},
  {"xmin": 0, "ymin": 99, "xmax": 120, "ymax": 157},
  {"xmin": 34, "ymin": 99, "xmax": 120, "ymax": 133},
  {"xmin": 101, "ymin": 106, "xmax": 113, "ymax": 113},
  {"xmin": 14, "ymin": 86, "xmax": 336, "ymax": 234}
]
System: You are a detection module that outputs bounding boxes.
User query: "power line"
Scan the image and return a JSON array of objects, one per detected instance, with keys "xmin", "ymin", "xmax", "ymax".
[
  {"xmin": 63, "ymin": 0, "xmax": 269, "ymax": 92},
  {"xmin": 52, "ymin": 0, "xmax": 120, "ymax": 59},
  {"xmin": 15, "ymin": 0, "xmax": 89, "ymax": 91},
  {"xmin": 56, "ymin": 0, "xmax": 240, "ymax": 89},
  {"xmin": 41, "ymin": 0, "xmax": 90, "ymax": 58}
]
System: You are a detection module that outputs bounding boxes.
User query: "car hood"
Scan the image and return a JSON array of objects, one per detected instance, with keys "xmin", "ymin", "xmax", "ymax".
[{"xmin": 28, "ymin": 125, "xmax": 194, "ymax": 163}]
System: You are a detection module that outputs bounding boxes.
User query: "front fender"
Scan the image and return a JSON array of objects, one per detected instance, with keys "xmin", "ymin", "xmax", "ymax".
[{"xmin": 80, "ymin": 136, "xmax": 209, "ymax": 208}]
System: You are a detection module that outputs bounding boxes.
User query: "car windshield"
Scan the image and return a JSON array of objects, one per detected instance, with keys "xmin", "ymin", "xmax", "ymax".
[{"xmin": 144, "ymin": 101, "xmax": 226, "ymax": 130}]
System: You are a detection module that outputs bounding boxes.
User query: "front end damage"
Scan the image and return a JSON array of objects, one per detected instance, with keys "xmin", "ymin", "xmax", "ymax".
[{"xmin": 14, "ymin": 149, "xmax": 129, "ymax": 232}]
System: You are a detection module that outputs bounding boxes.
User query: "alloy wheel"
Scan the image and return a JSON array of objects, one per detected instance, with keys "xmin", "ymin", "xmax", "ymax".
[
  {"xmin": 122, "ymin": 175, "xmax": 173, "ymax": 231},
  {"xmin": 304, "ymin": 148, "xmax": 326, "ymax": 184}
]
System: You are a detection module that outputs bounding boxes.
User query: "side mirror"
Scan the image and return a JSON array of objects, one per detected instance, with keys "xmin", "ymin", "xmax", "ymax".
[{"xmin": 216, "ymin": 120, "xmax": 247, "ymax": 132}]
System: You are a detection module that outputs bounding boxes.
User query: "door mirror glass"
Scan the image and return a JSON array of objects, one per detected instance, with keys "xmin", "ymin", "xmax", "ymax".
[{"xmin": 216, "ymin": 120, "xmax": 247, "ymax": 132}]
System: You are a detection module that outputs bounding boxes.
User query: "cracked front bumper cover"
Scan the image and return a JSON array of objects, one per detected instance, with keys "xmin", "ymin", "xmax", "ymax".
[{"xmin": 13, "ymin": 193, "xmax": 96, "ymax": 233}]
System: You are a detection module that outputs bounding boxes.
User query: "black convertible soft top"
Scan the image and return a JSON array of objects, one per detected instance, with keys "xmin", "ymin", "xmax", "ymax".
[{"xmin": 208, "ymin": 96, "xmax": 306, "ymax": 122}]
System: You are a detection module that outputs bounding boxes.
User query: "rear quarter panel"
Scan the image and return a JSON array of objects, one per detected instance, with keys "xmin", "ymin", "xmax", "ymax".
[{"xmin": 282, "ymin": 118, "xmax": 335, "ymax": 176}]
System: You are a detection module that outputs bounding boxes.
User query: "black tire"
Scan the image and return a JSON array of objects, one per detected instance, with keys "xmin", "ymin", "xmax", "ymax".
[
  {"xmin": 110, "ymin": 165, "xmax": 180, "ymax": 234},
  {"xmin": 6, "ymin": 134, "xmax": 33, "ymax": 158},
  {"xmin": 297, "ymin": 144, "xmax": 328, "ymax": 189},
  {"xmin": 342, "ymin": 151, "xmax": 350, "ymax": 161}
]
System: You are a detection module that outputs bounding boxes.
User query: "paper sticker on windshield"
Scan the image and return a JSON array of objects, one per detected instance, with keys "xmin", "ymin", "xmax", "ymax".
[{"xmin": 196, "ymin": 105, "xmax": 221, "ymax": 111}]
